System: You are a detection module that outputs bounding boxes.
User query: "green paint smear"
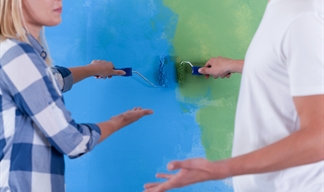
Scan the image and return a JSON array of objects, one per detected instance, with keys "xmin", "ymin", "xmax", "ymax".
[{"xmin": 164, "ymin": 0, "xmax": 267, "ymax": 160}]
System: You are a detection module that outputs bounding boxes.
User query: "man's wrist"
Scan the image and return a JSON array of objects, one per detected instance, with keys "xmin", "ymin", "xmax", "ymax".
[
  {"xmin": 229, "ymin": 60, "xmax": 244, "ymax": 74},
  {"xmin": 211, "ymin": 159, "xmax": 233, "ymax": 179}
]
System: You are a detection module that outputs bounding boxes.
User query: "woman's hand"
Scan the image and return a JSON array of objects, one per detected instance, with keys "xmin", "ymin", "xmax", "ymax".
[
  {"xmin": 97, "ymin": 107, "xmax": 153, "ymax": 143},
  {"xmin": 90, "ymin": 60, "xmax": 126, "ymax": 79},
  {"xmin": 109, "ymin": 107, "xmax": 154, "ymax": 130}
]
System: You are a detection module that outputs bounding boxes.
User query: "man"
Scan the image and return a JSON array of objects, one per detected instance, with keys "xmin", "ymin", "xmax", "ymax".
[{"xmin": 144, "ymin": 0, "xmax": 323, "ymax": 191}]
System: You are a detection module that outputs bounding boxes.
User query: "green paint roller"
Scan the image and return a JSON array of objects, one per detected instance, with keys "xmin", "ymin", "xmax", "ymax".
[
  {"xmin": 176, "ymin": 60, "xmax": 232, "ymax": 83},
  {"xmin": 176, "ymin": 61, "xmax": 203, "ymax": 84}
]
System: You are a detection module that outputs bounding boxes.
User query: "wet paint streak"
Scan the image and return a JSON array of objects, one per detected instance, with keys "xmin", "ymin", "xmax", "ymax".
[{"xmin": 163, "ymin": 0, "xmax": 267, "ymax": 160}]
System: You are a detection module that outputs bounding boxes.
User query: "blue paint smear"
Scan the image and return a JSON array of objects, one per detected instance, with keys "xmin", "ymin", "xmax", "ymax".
[{"xmin": 46, "ymin": 0, "xmax": 233, "ymax": 191}]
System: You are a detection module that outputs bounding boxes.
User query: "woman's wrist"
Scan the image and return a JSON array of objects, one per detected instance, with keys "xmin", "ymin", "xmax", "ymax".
[
  {"xmin": 86, "ymin": 63, "xmax": 99, "ymax": 76},
  {"xmin": 97, "ymin": 119, "xmax": 121, "ymax": 143}
]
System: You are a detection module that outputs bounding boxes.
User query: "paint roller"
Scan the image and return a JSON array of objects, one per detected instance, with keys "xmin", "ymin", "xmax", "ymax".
[
  {"xmin": 176, "ymin": 60, "xmax": 231, "ymax": 84},
  {"xmin": 176, "ymin": 61, "xmax": 202, "ymax": 84},
  {"xmin": 113, "ymin": 55, "xmax": 168, "ymax": 88}
]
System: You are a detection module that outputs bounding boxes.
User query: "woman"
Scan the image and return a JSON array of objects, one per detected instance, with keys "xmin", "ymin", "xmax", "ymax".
[{"xmin": 0, "ymin": 0, "xmax": 153, "ymax": 191}]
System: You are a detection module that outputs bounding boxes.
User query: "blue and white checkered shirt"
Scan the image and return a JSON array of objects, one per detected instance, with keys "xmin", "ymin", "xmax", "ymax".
[{"xmin": 0, "ymin": 34, "xmax": 101, "ymax": 192}]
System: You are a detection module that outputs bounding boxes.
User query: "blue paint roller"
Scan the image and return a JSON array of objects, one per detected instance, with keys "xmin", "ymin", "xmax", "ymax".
[{"xmin": 114, "ymin": 55, "xmax": 168, "ymax": 88}]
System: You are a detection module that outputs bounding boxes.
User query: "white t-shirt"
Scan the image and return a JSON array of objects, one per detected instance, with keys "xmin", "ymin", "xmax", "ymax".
[{"xmin": 232, "ymin": 0, "xmax": 324, "ymax": 191}]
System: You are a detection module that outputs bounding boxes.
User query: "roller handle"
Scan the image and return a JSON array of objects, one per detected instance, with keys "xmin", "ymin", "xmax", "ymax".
[
  {"xmin": 192, "ymin": 66, "xmax": 202, "ymax": 76},
  {"xmin": 94, "ymin": 67, "xmax": 132, "ymax": 78},
  {"xmin": 114, "ymin": 67, "xmax": 133, "ymax": 76},
  {"xmin": 192, "ymin": 66, "xmax": 231, "ymax": 77}
]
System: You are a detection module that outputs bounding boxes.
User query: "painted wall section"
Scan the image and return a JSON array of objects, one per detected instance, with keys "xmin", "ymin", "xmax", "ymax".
[
  {"xmin": 45, "ymin": 0, "xmax": 266, "ymax": 191},
  {"xmin": 163, "ymin": 0, "xmax": 267, "ymax": 161}
]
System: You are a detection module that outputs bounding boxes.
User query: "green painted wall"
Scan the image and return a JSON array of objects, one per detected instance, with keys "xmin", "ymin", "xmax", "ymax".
[{"xmin": 164, "ymin": 0, "xmax": 267, "ymax": 161}]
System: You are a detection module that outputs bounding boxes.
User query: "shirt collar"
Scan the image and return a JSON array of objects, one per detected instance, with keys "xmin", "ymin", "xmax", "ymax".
[{"xmin": 27, "ymin": 34, "xmax": 47, "ymax": 60}]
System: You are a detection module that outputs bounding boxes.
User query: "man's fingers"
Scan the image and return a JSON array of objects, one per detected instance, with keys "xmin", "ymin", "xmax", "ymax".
[
  {"xmin": 144, "ymin": 182, "xmax": 161, "ymax": 189},
  {"xmin": 167, "ymin": 161, "xmax": 181, "ymax": 170},
  {"xmin": 144, "ymin": 182, "xmax": 170, "ymax": 192},
  {"xmin": 222, "ymin": 73, "xmax": 231, "ymax": 78},
  {"xmin": 198, "ymin": 67, "xmax": 208, "ymax": 75},
  {"xmin": 156, "ymin": 173, "xmax": 173, "ymax": 179},
  {"xmin": 168, "ymin": 158, "xmax": 208, "ymax": 171}
]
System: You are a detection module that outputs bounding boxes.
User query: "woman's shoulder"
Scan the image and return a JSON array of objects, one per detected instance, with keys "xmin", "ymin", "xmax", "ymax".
[{"xmin": 0, "ymin": 37, "xmax": 37, "ymax": 65}]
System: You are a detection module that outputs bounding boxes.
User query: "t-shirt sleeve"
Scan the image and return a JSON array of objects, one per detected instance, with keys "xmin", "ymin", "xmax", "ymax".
[{"xmin": 283, "ymin": 13, "xmax": 324, "ymax": 96}]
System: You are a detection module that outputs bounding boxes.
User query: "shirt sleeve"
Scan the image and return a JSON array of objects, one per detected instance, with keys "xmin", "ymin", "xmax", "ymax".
[
  {"xmin": 51, "ymin": 65, "xmax": 73, "ymax": 93},
  {"xmin": 283, "ymin": 13, "xmax": 324, "ymax": 96},
  {"xmin": 1, "ymin": 42, "xmax": 101, "ymax": 158}
]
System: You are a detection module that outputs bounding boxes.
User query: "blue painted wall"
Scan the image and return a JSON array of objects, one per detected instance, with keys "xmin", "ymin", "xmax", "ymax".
[{"xmin": 46, "ymin": 0, "xmax": 265, "ymax": 191}]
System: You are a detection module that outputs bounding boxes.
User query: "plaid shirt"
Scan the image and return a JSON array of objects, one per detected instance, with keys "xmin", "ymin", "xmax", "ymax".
[{"xmin": 0, "ymin": 34, "xmax": 101, "ymax": 192}]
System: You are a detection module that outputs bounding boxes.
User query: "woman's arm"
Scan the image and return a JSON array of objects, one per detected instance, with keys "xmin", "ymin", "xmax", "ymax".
[
  {"xmin": 69, "ymin": 60, "xmax": 126, "ymax": 84},
  {"xmin": 97, "ymin": 107, "xmax": 153, "ymax": 143},
  {"xmin": 52, "ymin": 60, "xmax": 126, "ymax": 92}
]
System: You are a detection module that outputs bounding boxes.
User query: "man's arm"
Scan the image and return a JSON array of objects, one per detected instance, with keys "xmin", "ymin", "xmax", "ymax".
[
  {"xmin": 225, "ymin": 94, "xmax": 323, "ymax": 175},
  {"xmin": 144, "ymin": 94, "xmax": 323, "ymax": 191}
]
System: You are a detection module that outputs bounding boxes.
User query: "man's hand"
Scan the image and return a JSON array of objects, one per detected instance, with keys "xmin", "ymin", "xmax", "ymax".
[
  {"xmin": 198, "ymin": 57, "xmax": 244, "ymax": 79},
  {"xmin": 144, "ymin": 158, "xmax": 228, "ymax": 192}
]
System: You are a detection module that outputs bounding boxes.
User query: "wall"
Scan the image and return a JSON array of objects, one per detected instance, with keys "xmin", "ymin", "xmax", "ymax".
[{"xmin": 46, "ymin": 0, "xmax": 267, "ymax": 191}]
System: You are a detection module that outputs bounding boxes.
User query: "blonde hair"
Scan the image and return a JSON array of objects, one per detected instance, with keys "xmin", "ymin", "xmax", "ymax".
[{"xmin": 0, "ymin": 0, "xmax": 52, "ymax": 65}]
